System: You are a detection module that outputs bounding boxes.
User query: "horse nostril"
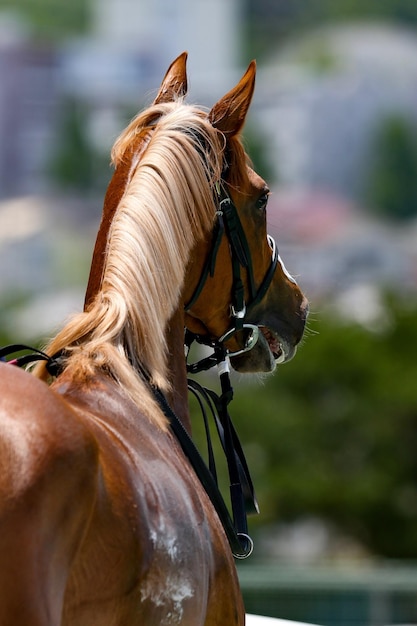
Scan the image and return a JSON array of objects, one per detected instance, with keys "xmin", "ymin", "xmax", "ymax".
[{"xmin": 302, "ymin": 299, "xmax": 310, "ymax": 321}]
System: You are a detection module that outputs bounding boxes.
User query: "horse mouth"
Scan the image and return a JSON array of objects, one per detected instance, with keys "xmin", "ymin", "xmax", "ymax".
[
  {"xmin": 259, "ymin": 326, "xmax": 287, "ymax": 364},
  {"xmin": 229, "ymin": 325, "xmax": 296, "ymax": 373}
]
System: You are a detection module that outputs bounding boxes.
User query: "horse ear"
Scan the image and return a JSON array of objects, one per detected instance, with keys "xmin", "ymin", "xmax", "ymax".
[
  {"xmin": 154, "ymin": 52, "xmax": 188, "ymax": 104},
  {"xmin": 209, "ymin": 61, "xmax": 256, "ymax": 136}
]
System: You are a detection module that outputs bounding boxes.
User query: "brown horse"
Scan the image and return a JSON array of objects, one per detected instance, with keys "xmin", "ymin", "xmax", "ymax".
[{"xmin": 0, "ymin": 54, "xmax": 307, "ymax": 625}]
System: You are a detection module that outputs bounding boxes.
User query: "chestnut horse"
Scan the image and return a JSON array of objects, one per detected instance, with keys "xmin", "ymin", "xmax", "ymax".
[{"xmin": 0, "ymin": 54, "xmax": 307, "ymax": 625}]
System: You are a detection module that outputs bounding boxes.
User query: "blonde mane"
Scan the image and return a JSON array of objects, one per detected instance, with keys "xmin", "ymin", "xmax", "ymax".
[{"xmin": 35, "ymin": 101, "xmax": 225, "ymax": 423}]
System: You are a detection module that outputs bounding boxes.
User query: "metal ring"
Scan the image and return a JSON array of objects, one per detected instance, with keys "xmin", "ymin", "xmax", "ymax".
[
  {"xmin": 218, "ymin": 324, "xmax": 259, "ymax": 357},
  {"xmin": 234, "ymin": 533, "xmax": 254, "ymax": 559}
]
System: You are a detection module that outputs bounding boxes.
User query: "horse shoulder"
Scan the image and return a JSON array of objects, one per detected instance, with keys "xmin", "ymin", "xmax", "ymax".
[
  {"xmin": 0, "ymin": 363, "xmax": 99, "ymax": 625},
  {"xmin": 55, "ymin": 375, "xmax": 244, "ymax": 626}
]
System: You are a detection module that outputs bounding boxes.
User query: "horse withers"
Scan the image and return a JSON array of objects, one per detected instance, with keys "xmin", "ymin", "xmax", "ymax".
[{"xmin": 0, "ymin": 53, "xmax": 308, "ymax": 625}]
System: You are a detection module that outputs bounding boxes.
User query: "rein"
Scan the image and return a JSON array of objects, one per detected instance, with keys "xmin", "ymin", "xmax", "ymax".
[
  {"xmin": 152, "ymin": 368, "xmax": 256, "ymax": 559},
  {"xmin": 0, "ymin": 344, "xmax": 62, "ymax": 375}
]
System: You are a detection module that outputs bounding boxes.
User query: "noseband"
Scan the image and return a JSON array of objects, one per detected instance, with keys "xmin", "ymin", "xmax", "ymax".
[{"xmin": 185, "ymin": 183, "xmax": 279, "ymax": 358}]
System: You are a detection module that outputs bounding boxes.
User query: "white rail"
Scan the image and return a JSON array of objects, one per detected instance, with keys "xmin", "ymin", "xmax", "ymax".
[{"xmin": 247, "ymin": 615, "xmax": 317, "ymax": 626}]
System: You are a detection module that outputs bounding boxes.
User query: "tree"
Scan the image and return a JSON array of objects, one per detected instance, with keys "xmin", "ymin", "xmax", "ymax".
[
  {"xmin": 191, "ymin": 296, "xmax": 417, "ymax": 558},
  {"xmin": 0, "ymin": 0, "xmax": 89, "ymax": 40},
  {"xmin": 367, "ymin": 115, "xmax": 417, "ymax": 220},
  {"xmin": 246, "ymin": 0, "xmax": 417, "ymax": 60},
  {"xmin": 49, "ymin": 99, "xmax": 110, "ymax": 193}
]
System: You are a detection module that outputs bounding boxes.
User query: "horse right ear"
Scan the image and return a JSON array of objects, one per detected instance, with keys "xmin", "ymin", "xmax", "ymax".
[
  {"xmin": 154, "ymin": 52, "xmax": 188, "ymax": 104},
  {"xmin": 209, "ymin": 61, "xmax": 256, "ymax": 137}
]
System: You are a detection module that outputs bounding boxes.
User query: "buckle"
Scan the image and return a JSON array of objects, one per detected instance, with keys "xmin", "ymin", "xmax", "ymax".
[{"xmin": 230, "ymin": 304, "xmax": 246, "ymax": 319}]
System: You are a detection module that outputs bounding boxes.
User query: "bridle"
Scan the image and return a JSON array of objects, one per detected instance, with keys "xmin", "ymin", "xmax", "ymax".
[{"xmin": 185, "ymin": 182, "xmax": 279, "ymax": 366}]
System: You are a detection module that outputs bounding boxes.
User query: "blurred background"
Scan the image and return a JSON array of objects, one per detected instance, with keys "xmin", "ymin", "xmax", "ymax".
[{"xmin": 2, "ymin": 1, "xmax": 417, "ymax": 624}]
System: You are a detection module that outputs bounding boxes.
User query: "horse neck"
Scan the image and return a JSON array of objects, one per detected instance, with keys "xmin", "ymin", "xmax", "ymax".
[
  {"xmin": 84, "ymin": 162, "xmax": 130, "ymax": 309},
  {"xmin": 84, "ymin": 182, "xmax": 192, "ymax": 432},
  {"xmin": 165, "ymin": 307, "xmax": 191, "ymax": 433},
  {"xmin": 84, "ymin": 138, "xmax": 197, "ymax": 432}
]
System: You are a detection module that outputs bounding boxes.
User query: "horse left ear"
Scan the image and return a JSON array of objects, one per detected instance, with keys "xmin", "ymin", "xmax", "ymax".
[
  {"xmin": 154, "ymin": 52, "xmax": 188, "ymax": 104},
  {"xmin": 209, "ymin": 61, "xmax": 256, "ymax": 137}
]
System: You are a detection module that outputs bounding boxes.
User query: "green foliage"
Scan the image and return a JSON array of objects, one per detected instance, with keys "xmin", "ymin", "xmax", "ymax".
[
  {"xmin": 367, "ymin": 115, "xmax": 417, "ymax": 221},
  {"xmin": 0, "ymin": 292, "xmax": 34, "ymax": 347},
  {"xmin": 0, "ymin": 0, "xmax": 89, "ymax": 40},
  {"xmin": 191, "ymin": 297, "xmax": 417, "ymax": 558},
  {"xmin": 243, "ymin": 124, "xmax": 276, "ymax": 184},
  {"xmin": 49, "ymin": 99, "xmax": 110, "ymax": 193},
  {"xmin": 314, "ymin": 0, "xmax": 417, "ymax": 24},
  {"xmin": 50, "ymin": 99, "xmax": 93, "ymax": 190},
  {"xmin": 246, "ymin": 0, "xmax": 417, "ymax": 60}
]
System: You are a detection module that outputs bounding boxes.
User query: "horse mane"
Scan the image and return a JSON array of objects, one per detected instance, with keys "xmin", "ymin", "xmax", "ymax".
[{"xmin": 35, "ymin": 101, "xmax": 248, "ymax": 425}]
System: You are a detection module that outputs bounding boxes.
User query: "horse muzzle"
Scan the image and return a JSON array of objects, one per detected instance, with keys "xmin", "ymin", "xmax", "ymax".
[
  {"xmin": 228, "ymin": 297, "xmax": 309, "ymax": 374},
  {"xmin": 229, "ymin": 328, "xmax": 293, "ymax": 373}
]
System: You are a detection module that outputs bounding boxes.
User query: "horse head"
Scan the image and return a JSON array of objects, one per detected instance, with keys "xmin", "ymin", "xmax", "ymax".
[{"xmin": 156, "ymin": 55, "xmax": 309, "ymax": 373}]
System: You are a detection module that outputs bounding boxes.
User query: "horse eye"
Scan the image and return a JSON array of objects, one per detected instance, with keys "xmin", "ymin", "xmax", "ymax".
[{"xmin": 256, "ymin": 193, "xmax": 269, "ymax": 211}]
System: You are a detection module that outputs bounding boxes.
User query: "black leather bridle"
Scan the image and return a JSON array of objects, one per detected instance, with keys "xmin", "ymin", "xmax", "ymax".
[{"xmin": 185, "ymin": 182, "xmax": 279, "ymax": 364}]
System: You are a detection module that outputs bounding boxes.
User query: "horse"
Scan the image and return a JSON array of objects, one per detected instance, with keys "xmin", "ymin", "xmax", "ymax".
[{"xmin": 0, "ymin": 53, "xmax": 308, "ymax": 626}]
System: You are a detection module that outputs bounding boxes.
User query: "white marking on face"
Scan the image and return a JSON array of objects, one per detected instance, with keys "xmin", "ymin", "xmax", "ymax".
[{"xmin": 278, "ymin": 254, "xmax": 297, "ymax": 284}]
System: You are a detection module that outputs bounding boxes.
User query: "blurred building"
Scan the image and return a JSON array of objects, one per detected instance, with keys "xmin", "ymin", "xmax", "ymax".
[
  {"xmin": 255, "ymin": 23, "xmax": 417, "ymax": 200},
  {"xmin": 0, "ymin": 15, "xmax": 58, "ymax": 198},
  {"xmin": 90, "ymin": 0, "xmax": 242, "ymax": 101},
  {"xmin": 0, "ymin": 0, "xmax": 243, "ymax": 200},
  {"xmin": 267, "ymin": 189, "xmax": 417, "ymax": 312},
  {"xmin": 63, "ymin": 0, "xmax": 243, "ymax": 107}
]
